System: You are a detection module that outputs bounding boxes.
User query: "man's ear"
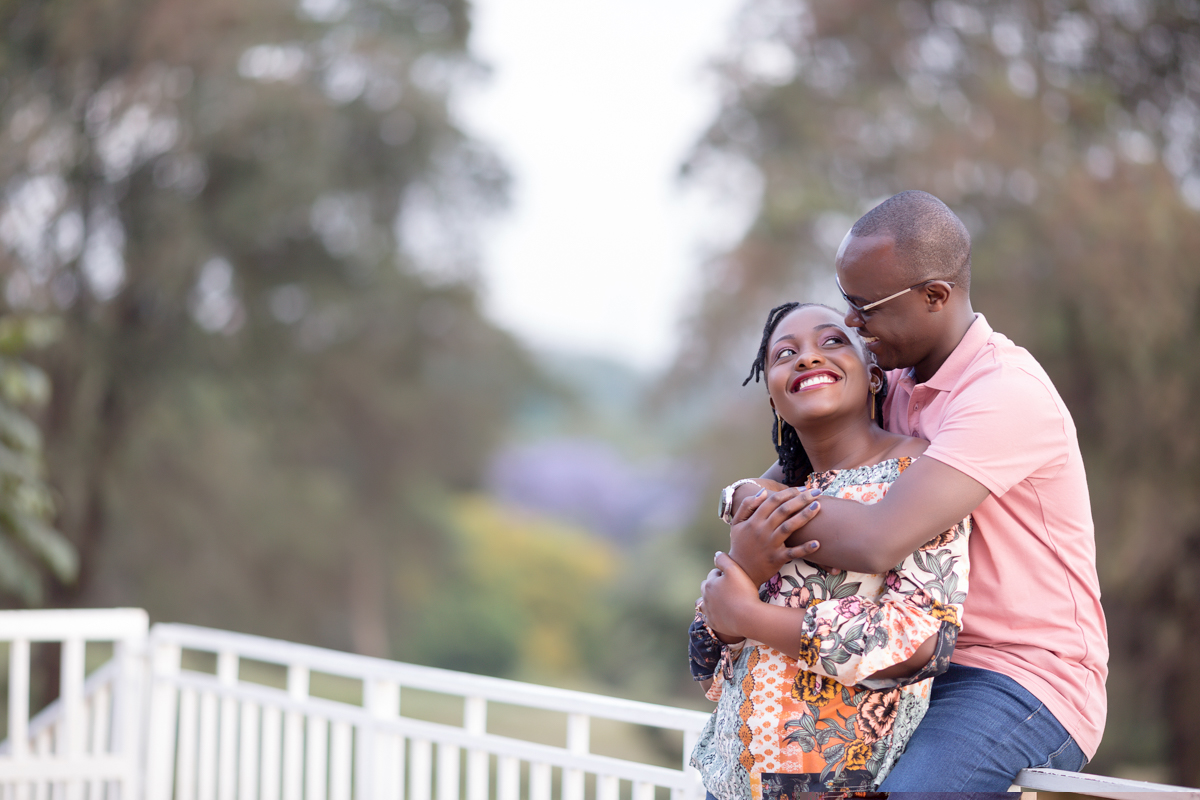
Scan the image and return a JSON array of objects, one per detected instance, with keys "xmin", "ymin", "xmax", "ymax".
[{"xmin": 923, "ymin": 280, "xmax": 954, "ymax": 311}]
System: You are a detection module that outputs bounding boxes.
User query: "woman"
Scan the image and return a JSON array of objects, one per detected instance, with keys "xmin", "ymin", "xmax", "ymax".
[{"xmin": 689, "ymin": 303, "xmax": 971, "ymax": 798}]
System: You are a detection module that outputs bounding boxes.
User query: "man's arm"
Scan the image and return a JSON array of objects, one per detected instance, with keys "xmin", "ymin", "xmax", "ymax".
[
  {"xmin": 731, "ymin": 456, "xmax": 988, "ymax": 575},
  {"xmin": 701, "ymin": 553, "xmax": 937, "ymax": 681}
]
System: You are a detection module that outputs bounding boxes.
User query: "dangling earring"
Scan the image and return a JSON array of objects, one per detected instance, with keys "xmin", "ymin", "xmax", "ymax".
[
  {"xmin": 870, "ymin": 386, "xmax": 877, "ymax": 420},
  {"xmin": 775, "ymin": 410, "xmax": 783, "ymax": 447}
]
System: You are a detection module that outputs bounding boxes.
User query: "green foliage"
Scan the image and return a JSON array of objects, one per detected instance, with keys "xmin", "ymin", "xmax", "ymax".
[
  {"xmin": 0, "ymin": 315, "xmax": 75, "ymax": 605},
  {"xmin": 0, "ymin": 0, "xmax": 539, "ymax": 658},
  {"xmin": 410, "ymin": 494, "xmax": 617, "ymax": 680}
]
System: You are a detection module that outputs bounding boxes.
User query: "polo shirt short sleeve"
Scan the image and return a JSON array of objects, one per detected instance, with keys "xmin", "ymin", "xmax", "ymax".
[{"xmin": 921, "ymin": 357, "xmax": 1070, "ymax": 496}]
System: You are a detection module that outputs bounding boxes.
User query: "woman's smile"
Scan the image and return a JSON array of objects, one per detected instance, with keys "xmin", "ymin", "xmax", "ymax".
[{"xmin": 790, "ymin": 370, "xmax": 841, "ymax": 392}]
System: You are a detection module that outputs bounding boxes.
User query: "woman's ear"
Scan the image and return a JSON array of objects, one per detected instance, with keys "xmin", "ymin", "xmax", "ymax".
[
  {"xmin": 868, "ymin": 364, "xmax": 885, "ymax": 394},
  {"xmin": 769, "ymin": 396, "xmax": 776, "ymax": 412}
]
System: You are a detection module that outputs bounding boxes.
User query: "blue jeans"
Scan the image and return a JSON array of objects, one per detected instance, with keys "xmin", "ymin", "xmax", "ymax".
[{"xmin": 878, "ymin": 664, "xmax": 1087, "ymax": 794}]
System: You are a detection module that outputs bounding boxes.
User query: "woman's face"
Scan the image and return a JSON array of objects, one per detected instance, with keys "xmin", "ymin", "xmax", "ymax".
[{"xmin": 765, "ymin": 305, "xmax": 878, "ymax": 431}]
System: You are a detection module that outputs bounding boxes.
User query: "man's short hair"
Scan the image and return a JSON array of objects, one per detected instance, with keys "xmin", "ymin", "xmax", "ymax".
[{"xmin": 850, "ymin": 191, "xmax": 971, "ymax": 290}]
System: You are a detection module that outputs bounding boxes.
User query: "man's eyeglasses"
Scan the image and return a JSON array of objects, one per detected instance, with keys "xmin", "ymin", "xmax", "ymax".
[{"xmin": 836, "ymin": 274, "xmax": 956, "ymax": 315}]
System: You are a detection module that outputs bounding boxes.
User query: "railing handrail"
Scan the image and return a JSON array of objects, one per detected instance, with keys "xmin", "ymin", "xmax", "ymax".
[
  {"xmin": 152, "ymin": 622, "xmax": 711, "ymax": 731},
  {"xmin": 1014, "ymin": 767, "xmax": 1200, "ymax": 798},
  {"xmin": 0, "ymin": 607, "xmax": 148, "ymax": 641}
]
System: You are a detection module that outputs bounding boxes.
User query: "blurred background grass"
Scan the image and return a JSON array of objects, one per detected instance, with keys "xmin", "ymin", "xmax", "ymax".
[{"xmin": 1, "ymin": 0, "xmax": 1198, "ymax": 787}]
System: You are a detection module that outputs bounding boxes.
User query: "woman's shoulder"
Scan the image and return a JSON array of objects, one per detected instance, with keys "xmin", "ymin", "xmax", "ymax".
[{"xmin": 883, "ymin": 433, "xmax": 929, "ymax": 461}]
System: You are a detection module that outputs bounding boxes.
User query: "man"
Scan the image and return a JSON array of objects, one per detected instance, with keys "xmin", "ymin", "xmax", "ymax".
[{"xmin": 707, "ymin": 190, "xmax": 1107, "ymax": 792}]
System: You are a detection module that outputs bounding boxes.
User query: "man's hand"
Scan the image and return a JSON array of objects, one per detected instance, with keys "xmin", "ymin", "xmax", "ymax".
[
  {"xmin": 727, "ymin": 486, "xmax": 823, "ymax": 585},
  {"xmin": 699, "ymin": 552, "xmax": 761, "ymax": 642}
]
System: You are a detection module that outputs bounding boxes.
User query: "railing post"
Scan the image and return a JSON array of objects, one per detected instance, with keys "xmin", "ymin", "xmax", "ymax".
[
  {"xmin": 239, "ymin": 695, "xmax": 261, "ymax": 800},
  {"xmin": 598, "ymin": 775, "xmax": 619, "ymax": 800},
  {"xmin": 61, "ymin": 637, "xmax": 85, "ymax": 800},
  {"xmin": 112, "ymin": 634, "xmax": 147, "ymax": 800},
  {"xmin": 464, "ymin": 697, "xmax": 487, "ymax": 800},
  {"xmin": 435, "ymin": 739, "xmax": 459, "ymax": 800},
  {"xmin": 681, "ymin": 727, "xmax": 703, "ymax": 800},
  {"xmin": 9, "ymin": 637, "xmax": 30, "ymax": 800},
  {"xmin": 529, "ymin": 762, "xmax": 551, "ymax": 800},
  {"xmin": 328, "ymin": 721, "xmax": 352, "ymax": 800},
  {"xmin": 9, "ymin": 638, "xmax": 30, "ymax": 755},
  {"xmin": 496, "ymin": 756, "xmax": 520, "ymax": 800},
  {"xmin": 217, "ymin": 651, "xmax": 238, "ymax": 800},
  {"xmin": 259, "ymin": 703, "xmax": 282, "ymax": 800},
  {"xmin": 409, "ymin": 739, "xmax": 432, "ymax": 800},
  {"xmin": 144, "ymin": 640, "xmax": 182, "ymax": 800},
  {"xmin": 176, "ymin": 687, "xmax": 199, "ymax": 800},
  {"xmin": 305, "ymin": 715, "xmax": 328, "ymax": 800},
  {"xmin": 360, "ymin": 679, "xmax": 401, "ymax": 800},
  {"xmin": 565, "ymin": 714, "xmax": 589, "ymax": 800},
  {"xmin": 282, "ymin": 665, "xmax": 309, "ymax": 800}
]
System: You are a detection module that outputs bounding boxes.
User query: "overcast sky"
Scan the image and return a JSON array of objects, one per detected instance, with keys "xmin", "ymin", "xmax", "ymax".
[{"xmin": 460, "ymin": 0, "xmax": 745, "ymax": 373}]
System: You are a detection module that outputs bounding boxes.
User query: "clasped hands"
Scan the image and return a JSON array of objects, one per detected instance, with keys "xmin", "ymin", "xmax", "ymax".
[{"xmin": 699, "ymin": 485, "xmax": 823, "ymax": 644}]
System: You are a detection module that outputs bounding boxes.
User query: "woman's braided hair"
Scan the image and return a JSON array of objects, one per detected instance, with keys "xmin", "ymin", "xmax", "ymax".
[{"xmin": 744, "ymin": 302, "xmax": 888, "ymax": 486}]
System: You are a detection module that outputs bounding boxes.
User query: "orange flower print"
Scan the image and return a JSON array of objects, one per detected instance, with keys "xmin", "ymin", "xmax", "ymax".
[
  {"xmin": 797, "ymin": 634, "xmax": 819, "ymax": 667},
  {"xmin": 844, "ymin": 738, "xmax": 872, "ymax": 769},
  {"xmin": 930, "ymin": 601, "xmax": 959, "ymax": 627},
  {"xmin": 857, "ymin": 689, "xmax": 900, "ymax": 742},
  {"xmin": 920, "ymin": 528, "xmax": 958, "ymax": 550},
  {"xmin": 793, "ymin": 671, "xmax": 838, "ymax": 708}
]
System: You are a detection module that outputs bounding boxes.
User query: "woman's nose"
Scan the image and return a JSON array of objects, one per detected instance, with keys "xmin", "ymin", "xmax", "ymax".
[{"xmin": 795, "ymin": 345, "xmax": 823, "ymax": 366}]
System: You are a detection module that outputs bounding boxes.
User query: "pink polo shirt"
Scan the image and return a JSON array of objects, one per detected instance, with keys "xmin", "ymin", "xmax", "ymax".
[{"xmin": 883, "ymin": 314, "xmax": 1108, "ymax": 758}]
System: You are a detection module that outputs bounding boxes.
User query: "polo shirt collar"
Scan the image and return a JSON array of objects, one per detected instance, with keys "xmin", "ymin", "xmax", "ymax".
[{"xmin": 923, "ymin": 313, "xmax": 992, "ymax": 392}]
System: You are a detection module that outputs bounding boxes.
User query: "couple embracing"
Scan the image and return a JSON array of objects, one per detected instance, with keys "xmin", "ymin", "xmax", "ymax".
[{"xmin": 688, "ymin": 191, "xmax": 1107, "ymax": 798}]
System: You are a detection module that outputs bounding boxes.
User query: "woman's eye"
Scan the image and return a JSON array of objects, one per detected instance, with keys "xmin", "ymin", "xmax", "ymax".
[
  {"xmin": 776, "ymin": 347, "xmax": 796, "ymax": 360},
  {"xmin": 823, "ymin": 336, "xmax": 845, "ymax": 346}
]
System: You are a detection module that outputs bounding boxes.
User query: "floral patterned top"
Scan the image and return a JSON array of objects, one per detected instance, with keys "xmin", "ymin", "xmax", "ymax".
[{"xmin": 690, "ymin": 457, "xmax": 971, "ymax": 798}]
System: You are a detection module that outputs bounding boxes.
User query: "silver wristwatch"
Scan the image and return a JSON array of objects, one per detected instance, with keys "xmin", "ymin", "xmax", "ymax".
[{"xmin": 718, "ymin": 479, "xmax": 763, "ymax": 524}]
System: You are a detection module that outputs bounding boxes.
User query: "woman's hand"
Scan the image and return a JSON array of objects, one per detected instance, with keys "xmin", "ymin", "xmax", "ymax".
[
  {"xmin": 728, "ymin": 486, "xmax": 823, "ymax": 586},
  {"xmin": 700, "ymin": 552, "xmax": 764, "ymax": 643}
]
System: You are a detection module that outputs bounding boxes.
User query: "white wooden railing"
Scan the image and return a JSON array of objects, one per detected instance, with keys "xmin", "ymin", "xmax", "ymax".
[
  {"xmin": 142, "ymin": 622, "xmax": 708, "ymax": 800},
  {"xmin": 0, "ymin": 608, "xmax": 148, "ymax": 798},
  {"xmin": 1, "ymin": 608, "xmax": 1198, "ymax": 800}
]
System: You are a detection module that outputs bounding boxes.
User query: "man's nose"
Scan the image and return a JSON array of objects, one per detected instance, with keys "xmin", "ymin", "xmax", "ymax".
[{"xmin": 844, "ymin": 307, "xmax": 865, "ymax": 329}]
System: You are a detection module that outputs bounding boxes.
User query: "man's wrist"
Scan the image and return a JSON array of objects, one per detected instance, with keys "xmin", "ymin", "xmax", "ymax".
[{"xmin": 719, "ymin": 479, "xmax": 763, "ymax": 524}]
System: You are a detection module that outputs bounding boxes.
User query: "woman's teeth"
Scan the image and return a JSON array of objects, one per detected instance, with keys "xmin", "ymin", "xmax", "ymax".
[{"xmin": 798, "ymin": 374, "xmax": 837, "ymax": 389}]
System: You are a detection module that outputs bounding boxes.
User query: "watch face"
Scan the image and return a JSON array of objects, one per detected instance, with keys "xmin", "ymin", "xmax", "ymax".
[{"xmin": 719, "ymin": 486, "xmax": 735, "ymax": 522}]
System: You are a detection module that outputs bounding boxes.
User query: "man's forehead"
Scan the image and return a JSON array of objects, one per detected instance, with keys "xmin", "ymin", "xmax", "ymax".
[{"xmin": 835, "ymin": 234, "xmax": 901, "ymax": 285}]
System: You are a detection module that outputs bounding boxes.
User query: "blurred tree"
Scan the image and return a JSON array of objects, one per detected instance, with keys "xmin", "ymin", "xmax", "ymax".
[
  {"xmin": 0, "ymin": 314, "xmax": 75, "ymax": 604},
  {"xmin": 0, "ymin": 0, "xmax": 537, "ymax": 661},
  {"xmin": 411, "ymin": 494, "xmax": 616, "ymax": 680},
  {"xmin": 670, "ymin": 0, "xmax": 1200, "ymax": 782}
]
